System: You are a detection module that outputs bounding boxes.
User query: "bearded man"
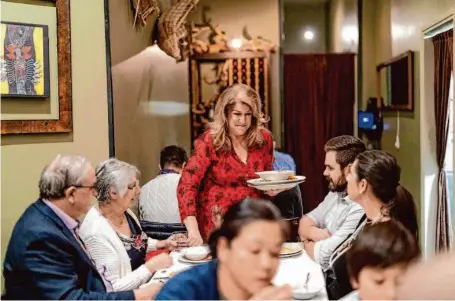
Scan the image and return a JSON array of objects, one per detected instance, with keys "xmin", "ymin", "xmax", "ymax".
[{"xmin": 298, "ymin": 136, "xmax": 366, "ymax": 269}]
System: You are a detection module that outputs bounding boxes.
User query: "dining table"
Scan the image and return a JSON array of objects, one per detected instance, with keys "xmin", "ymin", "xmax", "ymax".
[{"xmin": 147, "ymin": 243, "xmax": 328, "ymax": 300}]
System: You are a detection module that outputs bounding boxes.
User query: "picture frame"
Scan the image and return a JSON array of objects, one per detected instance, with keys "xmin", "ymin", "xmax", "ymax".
[
  {"xmin": 1, "ymin": 21, "xmax": 51, "ymax": 98},
  {"xmin": 1, "ymin": 0, "xmax": 72, "ymax": 135},
  {"xmin": 376, "ymin": 50, "xmax": 414, "ymax": 112}
]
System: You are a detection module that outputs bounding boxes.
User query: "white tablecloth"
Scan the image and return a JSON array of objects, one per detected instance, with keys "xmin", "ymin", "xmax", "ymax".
[
  {"xmin": 273, "ymin": 251, "xmax": 328, "ymax": 300},
  {"xmin": 150, "ymin": 248, "xmax": 328, "ymax": 300}
]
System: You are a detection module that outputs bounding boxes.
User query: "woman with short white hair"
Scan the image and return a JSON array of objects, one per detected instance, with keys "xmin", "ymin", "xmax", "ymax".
[{"xmin": 79, "ymin": 158, "xmax": 176, "ymax": 292}]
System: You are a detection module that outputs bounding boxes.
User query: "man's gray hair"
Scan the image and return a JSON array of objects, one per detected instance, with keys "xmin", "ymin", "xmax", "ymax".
[
  {"xmin": 95, "ymin": 158, "xmax": 140, "ymax": 204},
  {"xmin": 39, "ymin": 154, "xmax": 91, "ymax": 200}
]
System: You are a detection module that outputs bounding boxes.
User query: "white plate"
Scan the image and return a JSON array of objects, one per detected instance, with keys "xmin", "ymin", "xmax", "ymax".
[
  {"xmin": 247, "ymin": 176, "xmax": 306, "ymax": 186},
  {"xmin": 248, "ymin": 182, "xmax": 304, "ymax": 191},
  {"xmin": 256, "ymin": 170, "xmax": 295, "ymax": 181},
  {"xmin": 178, "ymin": 255, "xmax": 212, "ymax": 264},
  {"xmin": 280, "ymin": 243, "xmax": 303, "ymax": 258},
  {"xmin": 280, "ymin": 250, "xmax": 303, "ymax": 258},
  {"xmin": 247, "ymin": 176, "xmax": 305, "ymax": 191}
]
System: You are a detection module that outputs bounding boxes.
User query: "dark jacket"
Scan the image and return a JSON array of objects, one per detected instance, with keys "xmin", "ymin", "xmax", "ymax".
[
  {"xmin": 3, "ymin": 199, "xmax": 135, "ymax": 300},
  {"xmin": 156, "ymin": 260, "xmax": 220, "ymax": 300}
]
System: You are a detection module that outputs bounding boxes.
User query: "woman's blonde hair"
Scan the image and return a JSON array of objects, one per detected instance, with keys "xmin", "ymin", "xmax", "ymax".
[{"xmin": 207, "ymin": 84, "xmax": 269, "ymax": 152}]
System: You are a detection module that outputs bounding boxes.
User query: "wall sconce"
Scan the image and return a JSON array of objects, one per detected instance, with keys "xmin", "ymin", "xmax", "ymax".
[
  {"xmin": 341, "ymin": 26, "xmax": 358, "ymax": 51},
  {"xmin": 342, "ymin": 26, "xmax": 358, "ymax": 43},
  {"xmin": 230, "ymin": 38, "xmax": 243, "ymax": 50}
]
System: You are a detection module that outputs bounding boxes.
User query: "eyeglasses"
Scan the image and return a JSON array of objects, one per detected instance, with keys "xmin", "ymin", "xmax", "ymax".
[{"xmin": 64, "ymin": 185, "xmax": 96, "ymax": 196}]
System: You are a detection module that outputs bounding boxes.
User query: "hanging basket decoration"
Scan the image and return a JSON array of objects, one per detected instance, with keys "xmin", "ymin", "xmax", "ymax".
[
  {"xmin": 130, "ymin": 0, "xmax": 160, "ymax": 28},
  {"xmin": 154, "ymin": 0, "xmax": 199, "ymax": 62}
]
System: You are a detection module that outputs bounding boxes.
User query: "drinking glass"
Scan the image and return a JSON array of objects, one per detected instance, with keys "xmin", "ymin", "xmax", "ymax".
[{"xmin": 170, "ymin": 231, "xmax": 189, "ymax": 250}]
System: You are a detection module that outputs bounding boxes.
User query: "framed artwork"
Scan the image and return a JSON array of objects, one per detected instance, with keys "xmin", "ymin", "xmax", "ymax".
[
  {"xmin": 1, "ymin": 21, "xmax": 50, "ymax": 98},
  {"xmin": 1, "ymin": 0, "xmax": 72, "ymax": 135},
  {"xmin": 376, "ymin": 51, "xmax": 414, "ymax": 111}
]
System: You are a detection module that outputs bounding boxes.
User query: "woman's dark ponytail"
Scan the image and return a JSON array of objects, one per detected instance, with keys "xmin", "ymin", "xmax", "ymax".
[
  {"xmin": 389, "ymin": 184, "xmax": 419, "ymax": 245},
  {"xmin": 356, "ymin": 150, "xmax": 419, "ymax": 247}
]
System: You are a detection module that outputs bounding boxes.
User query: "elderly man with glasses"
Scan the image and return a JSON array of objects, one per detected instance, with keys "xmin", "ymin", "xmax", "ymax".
[{"xmin": 3, "ymin": 155, "xmax": 161, "ymax": 300}]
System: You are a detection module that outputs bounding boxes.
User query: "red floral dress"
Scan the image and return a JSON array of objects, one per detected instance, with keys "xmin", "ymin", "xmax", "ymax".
[{"xmin": 177, "ymin": 129, "xmax": 274, "ymax": 241}]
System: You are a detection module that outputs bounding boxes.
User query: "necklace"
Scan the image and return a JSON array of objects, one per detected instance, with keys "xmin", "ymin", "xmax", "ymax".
[
  {"xmin": 108, "ymin": 216, "xmax": 125, "ymax": 227},
  {"xmin": 99, "ymin": 207, "xmax": 126, "ymax": 227}
]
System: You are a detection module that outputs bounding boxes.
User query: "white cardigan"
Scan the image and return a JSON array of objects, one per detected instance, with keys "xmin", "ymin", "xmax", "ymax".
[{"xmin": 79, "ymin": 206, "xmax": 158, "ymax": 292}]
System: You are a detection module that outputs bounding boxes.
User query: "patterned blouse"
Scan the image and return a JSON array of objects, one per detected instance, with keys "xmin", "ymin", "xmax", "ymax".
[
  {"xmin": 118, "ymin": 212, "xmax": 148, "ymax": 271},
  {"xmin": 177, "ymin": 129, "xmax": 274, "ymax": 240}
]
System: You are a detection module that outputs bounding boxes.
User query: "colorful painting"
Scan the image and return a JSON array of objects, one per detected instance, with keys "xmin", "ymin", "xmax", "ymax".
[{"xmin": 0, "ymin": 21, "xmax": 50, "ymax": 97}]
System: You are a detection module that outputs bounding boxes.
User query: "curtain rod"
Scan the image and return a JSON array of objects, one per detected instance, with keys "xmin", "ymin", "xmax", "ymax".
[{"xmin": 423, "ymin": 16, "xmax": 453, "ymax": 39}]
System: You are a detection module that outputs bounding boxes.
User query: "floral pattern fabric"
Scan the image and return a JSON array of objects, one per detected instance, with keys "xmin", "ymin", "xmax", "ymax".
[{"xmin": 177, "ymin": 129, "xmax": 274, "ymax": 240}]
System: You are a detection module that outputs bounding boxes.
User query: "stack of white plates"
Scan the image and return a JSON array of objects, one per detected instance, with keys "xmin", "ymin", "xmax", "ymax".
[
  {"xmin": 247, "ymin": 171, "xmax": 306, "ymax": 191},
  {"xmin": 280, "ymin": 242, "xmax": 303, "ymax": 258}
]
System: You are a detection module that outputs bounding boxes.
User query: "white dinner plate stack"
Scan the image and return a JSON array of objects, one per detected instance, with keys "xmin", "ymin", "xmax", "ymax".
[{"xmin": 247, "ymin": 172, "xmax": 306, "ymax": 191}]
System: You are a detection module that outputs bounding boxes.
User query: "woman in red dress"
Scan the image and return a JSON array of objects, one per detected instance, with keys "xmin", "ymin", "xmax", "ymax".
[{"xmin": 177, "ymin": 84, "xmax": 277, "ymax": 245}]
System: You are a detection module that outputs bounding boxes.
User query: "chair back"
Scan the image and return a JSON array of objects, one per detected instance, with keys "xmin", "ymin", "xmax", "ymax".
[
  {"xmin": 140, "ymin": 220, "xmax": 186, "ymax": 240},
  {"xmin": 283, "ymin": 217, "xmax": 300, "ymax": 242}
]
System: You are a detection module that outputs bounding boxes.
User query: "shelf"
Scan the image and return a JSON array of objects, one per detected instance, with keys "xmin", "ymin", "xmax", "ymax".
[{"xmin": 190, "ymin": 51, "xmax": 269, "ymax": 61}]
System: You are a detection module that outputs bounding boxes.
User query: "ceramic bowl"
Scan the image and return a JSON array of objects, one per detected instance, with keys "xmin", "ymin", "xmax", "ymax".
[
  {"xmin": 292, "ymin": 285, "xmax": 322, "ymax": 300},
  {"xmin": 181, "ymin": 246, "xmax": 210, "ymax": 261},
  {"xmin": 255, "ymin": 170, "xmax": 294, "ymax": 181}
]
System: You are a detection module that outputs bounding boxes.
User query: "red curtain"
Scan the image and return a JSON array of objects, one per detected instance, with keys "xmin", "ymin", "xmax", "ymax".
[
  {"xmin": 433, "ymin": 30, "xmax": 453, "ymax": 252},
  {"xmin": 283, "ymin": 54, "xmax": 355, "ymax": 212}
]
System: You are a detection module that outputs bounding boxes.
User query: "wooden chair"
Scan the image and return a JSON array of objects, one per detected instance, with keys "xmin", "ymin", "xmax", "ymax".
[{"xmin": 284, "ymin": 217, "xmax": 300, "ymax": 242}]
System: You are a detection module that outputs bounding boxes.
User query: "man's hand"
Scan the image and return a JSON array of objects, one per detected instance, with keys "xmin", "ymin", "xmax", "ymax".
[
  {"xmin": 309, "ymin": 227, "xmax": 331, "ymax": 241},
  {"xmin": 302, "ymin": 240, "xmax": 316, "ymax": 260}
]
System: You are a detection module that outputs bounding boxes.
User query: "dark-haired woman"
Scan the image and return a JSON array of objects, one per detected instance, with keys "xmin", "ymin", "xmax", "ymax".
[
  {"xmin": 155, "ymin": 199, "xmax": 292, "ymax": 300},
  {"xmin": 323, "ymin": 150, "xmax": 419, "ymax": 300}
]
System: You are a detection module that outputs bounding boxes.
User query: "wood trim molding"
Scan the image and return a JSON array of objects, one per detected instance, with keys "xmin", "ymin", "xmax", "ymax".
[{"xmin": 1, "ymin": 0, "xmax": 72, "ymax": 135}]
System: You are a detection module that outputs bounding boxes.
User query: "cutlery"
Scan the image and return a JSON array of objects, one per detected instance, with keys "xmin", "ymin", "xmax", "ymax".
[
  {"xmin": 304, "ymin": 273, "xmax": 310, "ymax": 287},
  {"xmin": 154, "ymin": 277, "xmax": 170, "ymax": 281}
]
